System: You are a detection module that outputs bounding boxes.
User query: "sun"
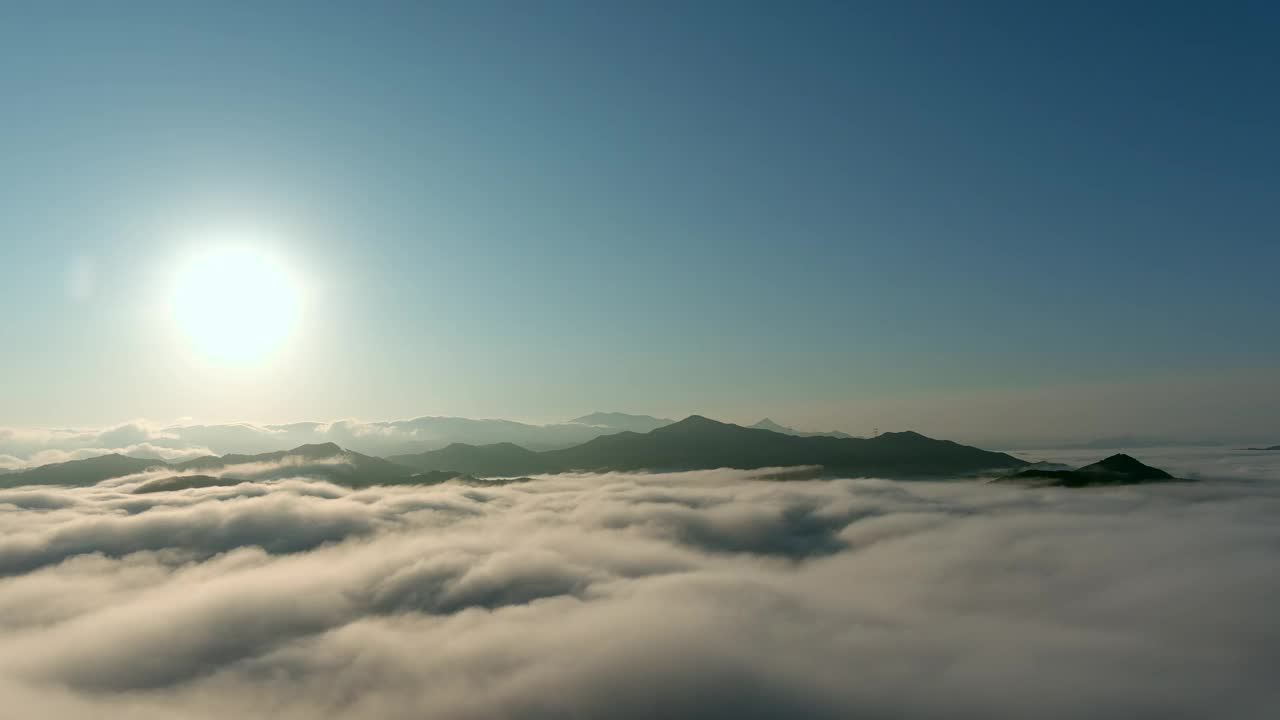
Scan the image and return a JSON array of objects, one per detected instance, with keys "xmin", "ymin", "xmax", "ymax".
[{"xmin": 172, "ymin": 246, "xmax": 300, "ymax": 365}]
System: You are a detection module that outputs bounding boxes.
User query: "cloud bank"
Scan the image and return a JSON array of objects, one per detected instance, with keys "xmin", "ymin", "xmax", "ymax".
[
  {"xmin": 0, "ymin": 416, "xmax": 628, "ymax": 469},
  {"xmin": 0, "ymin": 463, "xmax": 1277, "ymax": 718},
  {"xmin": 0, "ymin": 423, "xmax": 216, "ymax": 470}
]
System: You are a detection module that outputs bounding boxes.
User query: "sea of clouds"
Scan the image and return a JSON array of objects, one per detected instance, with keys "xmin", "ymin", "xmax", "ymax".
[{"xmin": 1, "ymin": 454, "xmax": 1278, "ymax": 719}]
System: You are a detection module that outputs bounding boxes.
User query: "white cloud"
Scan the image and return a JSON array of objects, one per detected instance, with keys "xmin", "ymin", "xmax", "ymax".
[
  {"xmin": 0, "ymin": 422, "xmax": 201, "ymax": 469},
  {"xmin": 0, "ymin": 459, "xmax": 1276, "ymax": 718}
]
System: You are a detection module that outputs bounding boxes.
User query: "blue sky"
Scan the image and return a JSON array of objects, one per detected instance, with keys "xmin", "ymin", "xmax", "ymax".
[{"xmin": 2, "ymin": 2, "xmax": 1277, "ymax": 442}]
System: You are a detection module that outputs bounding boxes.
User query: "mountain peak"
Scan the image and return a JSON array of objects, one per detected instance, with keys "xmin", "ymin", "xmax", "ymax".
[
  {"xmin": 748, "ymin": 418, "xmax": 857, "ymax": 439},
  {"xmin": 287, "ymin": 442, "xmax": 345, "ymax": 457},
  {"xmin": 750, "ymin": 418, "xmax": 790, "ymax": 432},
  {"xmin": 1005, "ymin": 452, "xmax": 1176, "ymax": 486},
  {"xmin": 0, "ymin": 452, "xmax": 162, "ymax": 489},
  {"xmin": 1094, "ymin": 452, "xmax": 1141, "ymax": 467},
  {"xmin": 567, "ymin": 412, "xmax": 675, "ymax": 433},
  {"xmin": 658, "ymin": 414, "xmax": 730, "ymax": 431},
  {"xmin": 874, "ymin": 430, "xmax": 929, "ymax": 441},
  {"xmin": 1079, "ymin": 453, "xmax": 1173, "ymax": 479}
]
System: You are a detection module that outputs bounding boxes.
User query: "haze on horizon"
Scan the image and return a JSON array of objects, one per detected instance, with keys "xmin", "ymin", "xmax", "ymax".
[{"xmin": 2, "ymin": 3, "xmax": 1277, "ymax": 443}]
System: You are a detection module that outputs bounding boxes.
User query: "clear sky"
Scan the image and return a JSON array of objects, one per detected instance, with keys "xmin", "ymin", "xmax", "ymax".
[{"xmin": 2, "ymin": 2, "xmax": 1278, "ymax": 443}]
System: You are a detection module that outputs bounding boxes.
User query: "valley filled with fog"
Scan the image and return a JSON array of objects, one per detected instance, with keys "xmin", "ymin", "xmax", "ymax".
[{"xmin": 2, "ymin": 449, "xmax": 1277, "ymax": 719}]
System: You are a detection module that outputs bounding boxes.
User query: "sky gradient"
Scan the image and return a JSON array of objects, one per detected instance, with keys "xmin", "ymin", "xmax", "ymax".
[{"xmin": 2, "ymin": 2, "xmax": 1278, "ymax": 443}]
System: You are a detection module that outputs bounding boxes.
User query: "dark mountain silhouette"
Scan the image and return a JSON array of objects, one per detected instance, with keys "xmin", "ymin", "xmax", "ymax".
[
  {"xmin": 1078, "ymin": 454, "xmax": 1176, "ymax": 480},
  {"xmin": 1017, "ymin": 460, "xmax": 1074, "ymax": 473},
  {"xmin": 4, "ymin": 444, "xmax": 433, "ymax": 490},
  {"xmin": 0, "ymin": 453, "xmax": 162, "ymax": 488},
  {"xmin": 132, "ymin": 467, "xmax": 479, "ymax": 494},
  {"xmin": 172, "ymin": 441, "xmax": 350, "ymax": 469},
  {"xmin": 748, "ymin": 418, "xmax": 855, "ymax": 439},
  {"xmin": 1244, "ymin": 444, "xmax": 1280, "ymax": 451},
  {"xmin": 169, "ymin": 442, "xmax": 419, "ymax": 487},
  {"xmin": 4, "ymin": 418, "xmax": 1027, "ymax": 486},
  {"xmin": 567, "ymin": 412, "xmax": 674, "ymax": 433},
  {"xmin": 391, "ymin": 415, "xmax": 1025, "ymax": 478},
  {"xmin": 407, "ymin": 470, "xmax": 482, "ymax": 485},
  {"xmin": 1001, "ymin": 453, "xmax": 1179, "ymax": 487},
  {"xmin": 134, "ymin": 474, "xmax": 237, "ymax": 494},
  {"xmin": 390, "ymin": 442, "xmax": 556, "ymax": 476},
  {"xmin": 545, "ymin": 416, "xmax": 1023, "ymax": 475}
]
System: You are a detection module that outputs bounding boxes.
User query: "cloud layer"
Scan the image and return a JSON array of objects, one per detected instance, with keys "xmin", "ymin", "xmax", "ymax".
[
  {"xmin": 1, "ymin": 463, "xmax": 1277, "ymax": 718},
  {"xmin": 0, "ymin": 417, "xmax": 627, "ymax": 469}
]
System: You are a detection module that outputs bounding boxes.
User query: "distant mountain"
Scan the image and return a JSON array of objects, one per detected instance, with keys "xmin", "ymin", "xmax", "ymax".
[
  {"xmin": 999, "ymin": 453, "xmax": 1179, "ymax": 487},
  {"xmin": 393, "ymin": 415, "xmax": 1024, "ymax": 478},
  {"xmin": 2, "ymin": 443, "xmax": 433, "ymax": 490},
  {"xmin": 748, "ymin": 418, "xmax": 855, "ymax": 439},
  {"xmin": 0, "ymin": 413, "xmax": 860, "ymax": 466},
  {"xmin": 1017, "ymin": 461, "xmax": 1074, "ymax": 473},
  {"xmin": 390, "ymin": 442, "xmax": 557, "ymax": 476},
  {"xmin": 371, "ymin": 416, "xmax": 609, "ymax": 452},
  {"xmin": 114, "ymin": 416, "xmax": 629, "ymax": 459},
  {"xmin": 4, "ymin": 419, "xmax": 1029, "ymax": 486},
  {"xmin": 169, "ymin": 442, "xmax": 419, "ymax": 488},
  {"xmin": 172, "ymin": 441, "xmax": 352, "ymax": 470},
  {"xmin": 1244, "ymin": 444, "xmax": 1280, "ymax": 451},
  {"xmin": 408, "ymin": 470, "xmax": 484, "ymax": 485},
  {"xmin": 132, "ymin": 467, "xmax": 478, "ymax": 494},
  {"xmin": 545, "ymin": 416, "xmax": 1023, "ymax": 476},
  {"xmin": 0, "ymin": 454, "xmax": 162, "ymax": 488},
  {"xmin": 134, "ymin": 474, "xmax": 233, "ymax": 494},
  {"xmin": 567, "ymin": 412, "xmax": 674, "ymax": 433}
]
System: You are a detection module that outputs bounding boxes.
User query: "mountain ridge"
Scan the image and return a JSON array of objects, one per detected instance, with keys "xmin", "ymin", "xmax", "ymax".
[
  {"xmin": 748, "ymin": 418, "xmax": 855, "ymax": 438},
  {"xmin": 0, "ymin": 453, "xmax": 163, "ymax": 489},
  {"xmin": 3, "ymin": 416, "xmax": 1059, "ymax": 488},
  {"xmin": 567, "ymin": 412, "xmax": 674, "ymax": 433},
  {"xmin": 394, "ymin": 415, "xmax": 1026, "ymax": 478},
  {"xmin": 1, "ymin": 443, "xmax": 421, "ymax": 490},
  {"xmin": 998, "ymin": 453, "xmax": 1180, "ymax": 487}
]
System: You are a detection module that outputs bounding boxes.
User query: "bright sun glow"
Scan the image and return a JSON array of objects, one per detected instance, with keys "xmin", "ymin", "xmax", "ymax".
[{"xmin": 172, "ymin": 246, "xmax": 300, "ymax": 365}]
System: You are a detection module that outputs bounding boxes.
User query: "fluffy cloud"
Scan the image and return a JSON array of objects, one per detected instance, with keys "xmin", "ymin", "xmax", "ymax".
[
  {"xmin": 0, "ymin": 462, "xmax": 1277, "ymax": 718},
  {"xmin": 0, "ymin": 423, "xmax": 215, "ymax": 469}
]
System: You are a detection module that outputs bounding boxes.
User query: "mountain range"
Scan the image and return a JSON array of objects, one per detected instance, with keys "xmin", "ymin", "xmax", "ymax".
[
  {"xmin": 567, "ymin": 412, "xmax": 673, "ymax": 433},
  {"xmin": 2, "ymin": 415, "xmax": 1194, "ymax": 491},
  {"xmin": 169, "ymin": 416, "xmax": 614, "ymax": 455},
  {"xmin": 4, "ymin": 415, "xmax": 1024, "ymax": 487},
  {"xmin": 747, "ymin": 418, "xmax": 857, "ymax": 438},
  {"xmin": 0, "ymin": 442, "xmax": 429, "ymax": 490},
  {"xmin": 0, "ymin": 412, "xmax": 866, "ymax": 469},
  {"xmin": 390, "ymin": 415, "xmax": 1024, "ymax": 478},
  {"xmin": 0, "ymin": 453, "xmax": 161, "ymax": 488}
]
